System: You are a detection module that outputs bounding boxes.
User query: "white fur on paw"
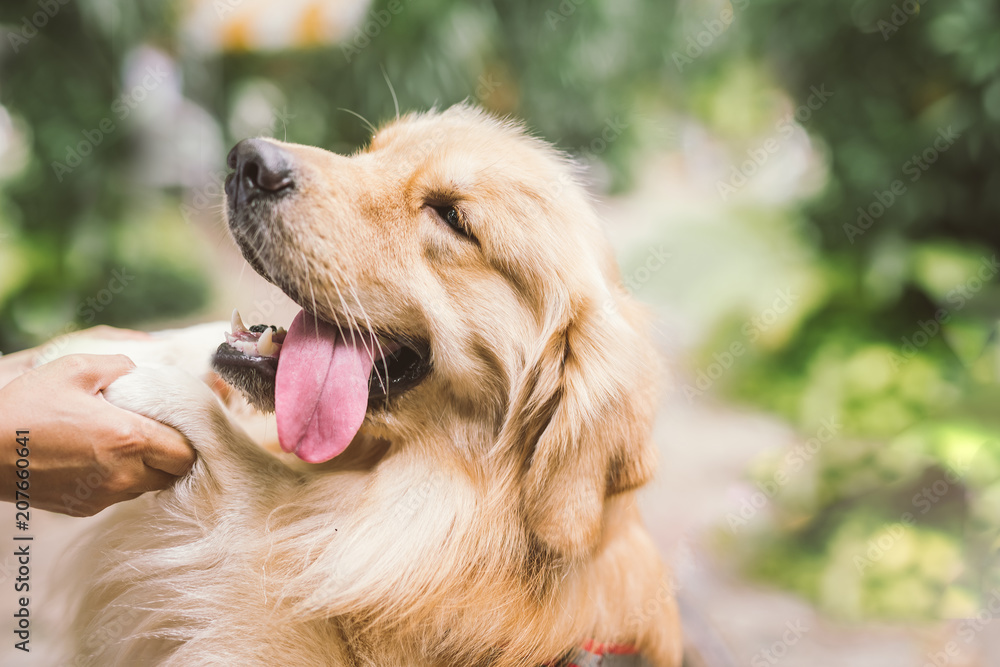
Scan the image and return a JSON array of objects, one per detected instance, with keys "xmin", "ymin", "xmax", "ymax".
[
  {"xmin": 104, "ymin": 365, "xmax": 230, "ymax": 458},
  {"xmin": 104, "ymin": 364, "xmax": 288, "ymax": 487},
  {"xmin": 105, "ymin": 365, "xmax": 217, "ymax": 423}
]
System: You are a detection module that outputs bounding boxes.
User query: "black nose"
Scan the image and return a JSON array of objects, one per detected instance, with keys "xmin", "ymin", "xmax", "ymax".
[{"xmin": 226, "ymin": 139, "xmax": 295, "ymax": 207}]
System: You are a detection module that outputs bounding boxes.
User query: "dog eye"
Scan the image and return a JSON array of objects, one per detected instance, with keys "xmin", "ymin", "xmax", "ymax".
[{"xmin": 430, "ymin": 204, "xmax": 473, "ymax": 240}]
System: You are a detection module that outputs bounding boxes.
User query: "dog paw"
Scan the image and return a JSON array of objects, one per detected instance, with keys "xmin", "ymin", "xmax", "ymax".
[
  {"xmin": 104, "ymin": 364, "xmax": 221, "ymax": 432},
  {"xmin": 104, "ymin": 365, "xmax": 244, "ymax": 467},
  {"xmin": 104, "ymin": 365, "xmax": 292, "ymax": 489}
]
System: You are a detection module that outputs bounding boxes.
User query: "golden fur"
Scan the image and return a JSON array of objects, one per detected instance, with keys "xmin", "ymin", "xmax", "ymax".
[{"xmin": 66, "ymin": 105, "xmax": 682, "ymax": 666}]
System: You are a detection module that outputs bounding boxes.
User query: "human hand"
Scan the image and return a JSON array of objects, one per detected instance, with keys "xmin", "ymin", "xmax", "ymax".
[
  {"xmin": 0, "ymin": 354, "xmax": 195, "ymax": 516},
  {"xmin": 0, "ymin": 325, "xmax": 152, "ymax": 390},
  {"xmin": 0, "ymin": 348, "xmax": 34, "ymax": 391}
]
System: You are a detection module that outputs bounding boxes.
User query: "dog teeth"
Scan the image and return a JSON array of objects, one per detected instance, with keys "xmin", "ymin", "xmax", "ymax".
[
  {"xmin": 231, "ymin": 308, "xmax": 248, "ymax": 334},
  {"xmin": 258, "ymin": 327, "xmax": 277, "ymax": 357}
]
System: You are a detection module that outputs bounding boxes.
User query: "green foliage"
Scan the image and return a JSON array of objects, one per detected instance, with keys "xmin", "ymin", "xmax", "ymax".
[
  {"xmin": 693, "ymin": 0, "xmax": 1000, "ymax": 619},
  {"xmin": 209, "ymin": 0, "xmax": 677, "ymax": 181},
  {"xmin": 0, "ymin": 0, "xmax": 679, "ymax": 352},
  {"xmin": 0, "ymin": 0, "xmax": 206, "ymax": 350}
]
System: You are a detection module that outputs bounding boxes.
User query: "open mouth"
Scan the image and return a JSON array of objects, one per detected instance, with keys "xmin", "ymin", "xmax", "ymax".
[
  {"xmin": 212, "ymin": 308, "xmax": 431, "ymax": 463},
  {"xmin": 218, "ymin": 138, "xmax": 432, "ymax": 463}
]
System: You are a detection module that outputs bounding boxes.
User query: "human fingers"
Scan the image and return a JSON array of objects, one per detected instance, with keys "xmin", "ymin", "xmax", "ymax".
[
  {"xmin": 126, "ymin": 466, "xmax": 181, "ymax": 494},
  {"xmin": 126, "ymin": 414, "xmax": 196, "ymax": 477},
  {"xmin": 48, "ymin": 353, "xmax": 137, "ymax": 393}
]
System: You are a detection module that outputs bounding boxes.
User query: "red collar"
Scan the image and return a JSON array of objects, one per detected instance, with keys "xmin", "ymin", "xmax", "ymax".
[{"xmin": 543, "ymin": 640, "xmax": 648, "ymax": 666}]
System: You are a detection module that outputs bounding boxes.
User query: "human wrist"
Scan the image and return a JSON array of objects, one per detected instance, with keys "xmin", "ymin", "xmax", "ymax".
[{"xmin": 0, "ymin": 349, "xmax": 35, "ymax": 389}]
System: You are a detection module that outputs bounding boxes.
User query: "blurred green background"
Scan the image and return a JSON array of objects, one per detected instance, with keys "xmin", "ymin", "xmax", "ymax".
[{"xmin": 1, "ymin": 0, "xmax": 998, "ymax": 633}]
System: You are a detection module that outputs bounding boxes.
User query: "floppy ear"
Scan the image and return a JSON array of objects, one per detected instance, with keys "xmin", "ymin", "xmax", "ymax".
[{"xmin": 502, "ymin": 291, "xmax": 659, "ymax": 560}]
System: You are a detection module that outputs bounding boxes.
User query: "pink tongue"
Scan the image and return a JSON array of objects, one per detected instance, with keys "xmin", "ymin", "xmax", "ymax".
[{"xmin": 275, "ymin": 310, "xmax": 375, "ymax": 463}]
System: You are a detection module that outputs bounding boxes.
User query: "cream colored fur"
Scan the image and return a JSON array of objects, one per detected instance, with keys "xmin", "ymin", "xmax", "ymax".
[{"xmin": 63, "ymin": 105, "xmax": 683, "ymax": 667}]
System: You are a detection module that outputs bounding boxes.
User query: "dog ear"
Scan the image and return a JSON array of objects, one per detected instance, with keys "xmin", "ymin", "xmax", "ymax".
[{"xmin": 502, "ymin": 292, "xmax": 659, "ymax": 560}]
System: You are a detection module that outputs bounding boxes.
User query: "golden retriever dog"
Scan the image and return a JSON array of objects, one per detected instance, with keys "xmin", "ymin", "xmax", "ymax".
[{"xmin": 63, "ymin": 104, "xmax": 683, "ymax": 666}]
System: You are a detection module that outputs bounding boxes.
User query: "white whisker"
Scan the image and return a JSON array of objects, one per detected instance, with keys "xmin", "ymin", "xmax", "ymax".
[
  {"xmin": 338, "ymin": 107, "xmax": 377, "ymax": 137},
  {"xmin": 381, "ymin": 64, "xmax": 400, "ymax": 121},
  {"xmin": 347, "ymin": 282, "xmax": 389, "ymax": 394}
]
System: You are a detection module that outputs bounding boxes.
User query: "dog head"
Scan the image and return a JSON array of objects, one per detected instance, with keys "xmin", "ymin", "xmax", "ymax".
[{"xmin": 218, "ymin": 105, "xmax": 658, "ymax": 558}]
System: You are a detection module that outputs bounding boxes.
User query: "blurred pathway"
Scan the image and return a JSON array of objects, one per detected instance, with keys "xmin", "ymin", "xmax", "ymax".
[{"xmin": 606, "ymin": 149, "xmax": 998, "ymax": 666}]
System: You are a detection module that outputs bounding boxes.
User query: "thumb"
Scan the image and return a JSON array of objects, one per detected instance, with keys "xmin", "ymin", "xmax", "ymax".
[
  {"xmin": 129, "ymin": 413, "xmax": 196, "ymax": 477},
  {"xmin": 58, "ymin": 354, "xmax": 137, "ymax": 394}
]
